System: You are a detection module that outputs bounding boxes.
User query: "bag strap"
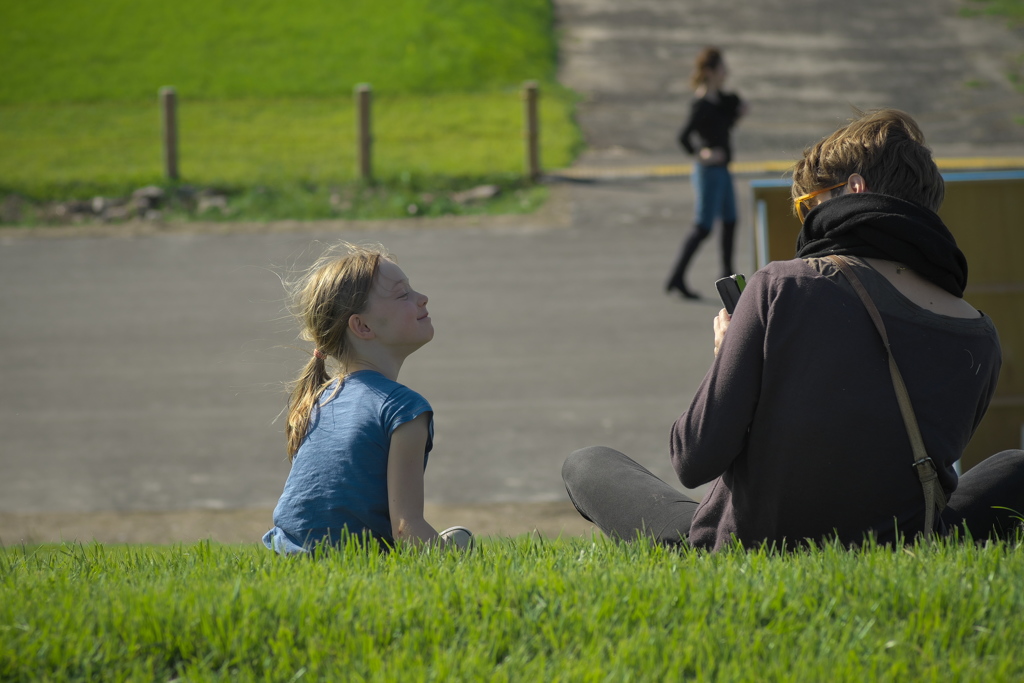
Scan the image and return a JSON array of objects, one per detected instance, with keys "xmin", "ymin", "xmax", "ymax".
[{"xmin": 827, "ymin": 255, "xmax": 947, "ymax": 535}]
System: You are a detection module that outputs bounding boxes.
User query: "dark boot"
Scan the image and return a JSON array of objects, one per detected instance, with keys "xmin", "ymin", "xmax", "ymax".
[
  {"xmin": 666, "ymin": 224, "xmax": 710, "ymax": 299},
  {"xmin": 720, "ymin": 220, "xmax": 737, "ymax": 278}
]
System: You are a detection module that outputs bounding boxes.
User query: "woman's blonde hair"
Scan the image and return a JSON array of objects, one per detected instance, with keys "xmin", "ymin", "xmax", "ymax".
[
  {"xmin": 284, "ymin": 242, "xmax": 391, "ymax": 460},
  {"xmin": 791, "ymin": 108, "xmax": 944, "ymax": 212}
]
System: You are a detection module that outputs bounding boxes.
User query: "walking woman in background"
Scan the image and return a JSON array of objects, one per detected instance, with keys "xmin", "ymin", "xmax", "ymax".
[{"xmin": 667, "ymin": 46, "xmax": 746, "ymax": 299}]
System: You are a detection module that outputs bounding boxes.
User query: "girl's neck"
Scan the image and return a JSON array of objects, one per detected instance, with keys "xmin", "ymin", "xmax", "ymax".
[{"xmin": 346, "ymin": 350, "xmax": 405, "ymax": 382}]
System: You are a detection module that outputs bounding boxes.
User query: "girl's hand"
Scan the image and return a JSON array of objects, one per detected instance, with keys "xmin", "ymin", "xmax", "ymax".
[
  {"xmin": 713, "ymin": 308, "xmax": 731, "ymax": 357},
  {"xmin": 699, "ymin": 147, "xmax": 727, "ymax": 165}
]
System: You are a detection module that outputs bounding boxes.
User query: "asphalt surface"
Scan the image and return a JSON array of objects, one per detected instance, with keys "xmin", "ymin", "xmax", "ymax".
[{"xmin": 3, "ymin": 0, "xmax": 1024, "ymax": 543}]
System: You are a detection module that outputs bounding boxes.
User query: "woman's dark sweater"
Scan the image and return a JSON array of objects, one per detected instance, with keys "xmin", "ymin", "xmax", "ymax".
[{"xmin": 671, "ymin": 256, "xmax": 1001, "ymax": 550}]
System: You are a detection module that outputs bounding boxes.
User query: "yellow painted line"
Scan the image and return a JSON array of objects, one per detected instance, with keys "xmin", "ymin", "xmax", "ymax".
[
  {"xmin": 732, "ymin": 160, "xmax": 795, "ymax": 174},
  {"xmin": 934, "ymin": 157, "xmax": 1024, "ymax": 170},
  {"xmin": 550, "ymin": 157, "xmax": 1024, "ymax": 180}
]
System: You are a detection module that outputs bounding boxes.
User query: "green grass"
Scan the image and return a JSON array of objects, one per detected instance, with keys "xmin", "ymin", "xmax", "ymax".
[
  {"xmin": 0, "ymin": 92, "xmax": 577, "ymax": 200},
  {"xmin": 0, "ymin": 176, "xmax": 551, "ymax": 227},
  {"xmin": 0, "ymin": 0, "xmax": 581, "ymax": 219},
  {"xmin": 0, "ymin": 0, "xmax": 559, "ymax": 104},
  {"xmin": 3, "ymin": 537, "xmax": 1024, "ymax": 681},
  {"xmin": 960, "ymin": 0, "xmax": 1024, "ymax": 25},
  {"xmin": 960, "ymin": 0, "xmax": 1024, "ymax": 95}
]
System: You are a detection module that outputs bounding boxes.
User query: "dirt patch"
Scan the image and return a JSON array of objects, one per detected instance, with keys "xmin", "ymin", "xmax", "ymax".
[{"xmin": 0, "ymin": 501, "xmax": 597, "ymax": 546}]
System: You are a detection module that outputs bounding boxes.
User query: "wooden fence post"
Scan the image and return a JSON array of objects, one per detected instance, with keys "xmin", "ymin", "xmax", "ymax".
[
  {"xmin": 522, "ymin": 81, "xmax": 540, "ymax": 182},
  {"xmin": 356, "ymin": 84, "xmax": 373, "ymax": 181},
  {"xmin": 159, "ymin": 87, "xmax": 179, "ymax": 181}
]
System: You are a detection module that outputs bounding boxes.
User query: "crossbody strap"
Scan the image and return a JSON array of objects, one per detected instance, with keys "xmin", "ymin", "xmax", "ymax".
[{"xmin": 827, "ymin": 255, "xmax": 947, "ymax": 535}]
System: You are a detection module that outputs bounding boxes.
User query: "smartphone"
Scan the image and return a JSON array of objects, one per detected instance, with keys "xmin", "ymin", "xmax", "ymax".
[{"xmin": 715, "ymin": 274, "xmax": 746, "ymax": 314}]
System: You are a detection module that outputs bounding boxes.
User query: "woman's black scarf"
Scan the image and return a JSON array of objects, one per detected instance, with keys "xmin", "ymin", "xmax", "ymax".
[{"xmin": 795, "ymin": 193, "xmax": 968, "ymax": 297}]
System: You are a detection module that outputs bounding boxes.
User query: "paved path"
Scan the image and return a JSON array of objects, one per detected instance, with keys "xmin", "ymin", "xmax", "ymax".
[{"xmin": 3, "ymin": 0, "xmax": 1024, "ymax": 543}]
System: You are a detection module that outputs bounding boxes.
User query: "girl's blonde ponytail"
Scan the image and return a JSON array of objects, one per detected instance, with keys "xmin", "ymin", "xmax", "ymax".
[
  {"xmin": 285, "ymin": 353, "xmax": 333, "ymax": 460},
  {"xmin": 284, "ymin": 243, "xmax": 389, "ymax": 460}
]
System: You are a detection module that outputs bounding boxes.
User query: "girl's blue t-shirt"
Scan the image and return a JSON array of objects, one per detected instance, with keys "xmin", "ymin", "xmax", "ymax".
[{"xmin": 263, "ymin": 370, "xmax": 433, "ymax": 554}]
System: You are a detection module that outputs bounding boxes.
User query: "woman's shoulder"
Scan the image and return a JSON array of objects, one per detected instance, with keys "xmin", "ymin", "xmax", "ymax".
[
  {"xmin": 739, "ymin": 259, "xmax": 849, "ymax": 311},
  {"xmin": 798, "ymin": 256, "xmax": 999, "ymax": 333},
  {"xmin": 752, "ymin": 258, "xmax": 827, "ymax": 287}
]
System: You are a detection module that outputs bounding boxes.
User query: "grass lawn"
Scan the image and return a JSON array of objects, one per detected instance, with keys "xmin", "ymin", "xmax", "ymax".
[
  {"xmin": 0, "ymin": 0, "xmax": 580, "ymax": 222},
  {"xmin": 960, "ymin": 0, "xmax": 1024, "ymax": 24},
  {"xmin": 961, "ymin": 0, "xmax": 1024, "ymax": 98},
  {"xmin": 3, "ymin": 537, "xmax": 1024, "ymax": 681}
]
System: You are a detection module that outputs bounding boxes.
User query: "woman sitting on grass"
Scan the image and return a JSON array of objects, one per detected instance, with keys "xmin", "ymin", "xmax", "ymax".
[
  {"xmin": 263, "ymin": 242, "xmax": 471, "ymax": 554},
  {"xmin": 564, "ymin": 109, "xmax": 1024, "ymax": 550}
]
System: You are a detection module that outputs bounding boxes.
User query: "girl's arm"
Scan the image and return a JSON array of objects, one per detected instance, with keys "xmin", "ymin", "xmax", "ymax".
[{"xmin": 387, "ymin": 412, "xmax": 440, "ymax": 547}]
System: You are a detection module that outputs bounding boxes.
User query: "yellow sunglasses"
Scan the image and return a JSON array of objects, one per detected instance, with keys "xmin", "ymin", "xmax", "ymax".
[{"xmin": 794, "ymin": 182, "xmax": 847, "ymax": 222}]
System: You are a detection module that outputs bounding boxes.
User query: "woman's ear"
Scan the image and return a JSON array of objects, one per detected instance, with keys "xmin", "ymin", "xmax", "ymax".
[
  {"xmin": 847, "ymin": 173, "xmax": 868, "ymax": 194},
  {"xmin": 347, "ymin": 313, "xmax": 375, "ymax": 341}
]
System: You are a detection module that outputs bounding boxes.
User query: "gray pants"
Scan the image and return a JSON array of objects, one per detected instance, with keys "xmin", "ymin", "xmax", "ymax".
[
  {"xmin": 562, "ymin": 446, "xmax": 1024, "ymax": 546},
  {"xmin": 562, "ymin": 446, "xmax": 699, "ymax": 545}
]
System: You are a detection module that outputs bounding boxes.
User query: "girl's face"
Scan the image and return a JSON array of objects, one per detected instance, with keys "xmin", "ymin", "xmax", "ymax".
[{"xmin": 361, "ymin": 259, "xmax": 433, "ymax": 351}]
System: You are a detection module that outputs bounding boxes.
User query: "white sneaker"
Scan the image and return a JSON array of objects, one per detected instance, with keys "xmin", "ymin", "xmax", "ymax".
[{"xmin": 439, "ymin": 525, "xmax": 474, "ymax": 550}]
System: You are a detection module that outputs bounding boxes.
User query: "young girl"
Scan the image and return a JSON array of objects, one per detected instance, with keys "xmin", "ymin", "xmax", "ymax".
[{"xmin": 263, "ymin": 242, "xmax": 472, "ymax": 554}]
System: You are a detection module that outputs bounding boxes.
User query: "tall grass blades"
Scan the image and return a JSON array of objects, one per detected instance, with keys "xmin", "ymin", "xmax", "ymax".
[{"xmin": 2, "ymin": 538, "xmax": 1023, "ymax": 681}]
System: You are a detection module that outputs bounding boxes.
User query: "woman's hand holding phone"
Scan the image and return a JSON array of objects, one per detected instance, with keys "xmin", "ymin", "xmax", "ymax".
[
  {"xmin": 713, "ymin": 274, "xmax": 744, "ymax": 357},
  {"xmin": 714, "ymin": 309, "xmax": 731, "ymax": 357}
]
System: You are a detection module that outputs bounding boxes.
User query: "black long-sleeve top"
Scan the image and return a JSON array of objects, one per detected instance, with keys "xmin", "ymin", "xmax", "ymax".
[{"xmin": 677, "ymin": 92, "xmax": 743, "ymax": 165}]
